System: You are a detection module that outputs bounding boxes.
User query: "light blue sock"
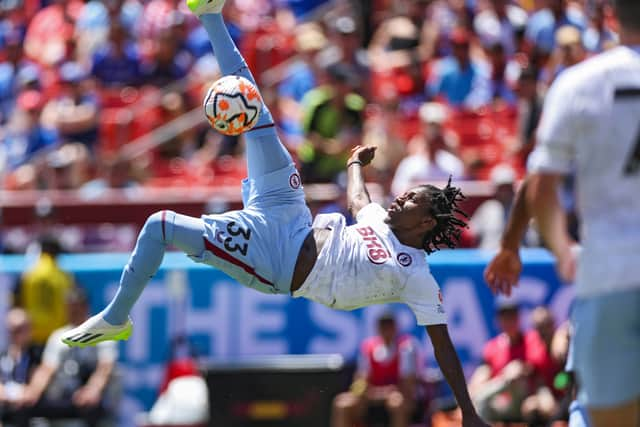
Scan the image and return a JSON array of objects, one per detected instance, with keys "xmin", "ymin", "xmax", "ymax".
[
  {"xmin": 199, "ymin": 13, "xmax": 292, "ymax": 179},
  {"xmin": 199, "ymin": 13, "xmax": 271, "ymax": 127},
  {"xmin": 102, "ymin": 211, "xmax": 207, "ymax": 325},
  {"xmin": 102, "ymin": 211, "xmax": 176, "ymax": 325}
]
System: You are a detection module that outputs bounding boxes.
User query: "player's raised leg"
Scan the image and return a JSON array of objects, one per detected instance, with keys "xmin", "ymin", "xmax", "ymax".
[
  {"xmin": 190, "ymin": 0, "xmax": 292, "ymax": 181},
  {"xmin": 61, "ymin": 211, "xmax": 207, "ymax": 347}
]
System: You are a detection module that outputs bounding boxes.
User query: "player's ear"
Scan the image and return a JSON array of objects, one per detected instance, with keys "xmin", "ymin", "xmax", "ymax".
[{"xmin": 421, "ymin": 214, "xmax": 436, "ymax": 231}]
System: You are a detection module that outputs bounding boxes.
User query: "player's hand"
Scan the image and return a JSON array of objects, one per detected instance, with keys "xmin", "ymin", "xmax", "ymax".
[
  {"xmin": 348, "ymin": 145, "xmax": 377, "ymax": 167},
  {"xmin": 484, "ymin": 247, "xmax": 522, "ymax": 296}
]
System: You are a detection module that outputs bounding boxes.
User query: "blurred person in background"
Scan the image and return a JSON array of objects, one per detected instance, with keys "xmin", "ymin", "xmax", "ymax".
[
  {"xmin": 42, "ymin": 143, "xmax": 91, "ymax": 190},
  {"xmin": 368, "ymin": 15, "xmax": 421, "ymax": 76},
  {"xmin": 137, "ymin": 0, "xmax": 186, "ymax": 42},
  {"xmin": 0, "ymin": 32, "xmax": 38, "ymax": 125},
  {"xmin": 41, "ymin": 61, "xmax": 99, "ymax": 152},
  {"xmin": 514, "ymin": 66, "xmax": 544, "ymax": 159},
  {"xmin": 324, "ymin": 14, "xmax": 369, "ymax": 83},
  {"xmin": 391, "ymin": 102, "xmax": 464, "ymax": 196},
  {"xmin": 469, "ymin": 300, "xmax": 553, "ymax": 424},
  {"xmin": 0, "ymin": 309, "xmax": 41, "ymax": 427},
  {"xmin": 143, "ymin": 28, "xmax": 193, "ymax": 87},
  {"xmin": 470, "ymin": 164, "xmax": 518, "ymax": 251},
  {"xmin": 299, "ymin": 61, "xmax": 365, "ymax": 183},
  {"xmin": 91, "ymin": 20, "xmax": 143, "ymax": 88},
  {"xmin": 473, "ymin": 0, "xmax": 528, "ymax": 58},
  {"xmin": 542, "ymin": 25, "xmax": 587, "ymax": 85},
  {"xmin": 276, "ymin": 21, "xmax": 328, "ymax": 148},
  {"xmin": 524, "ymin": 0, "xmax": 585, "ymax": 56},
  {"xmin": 149, "ymin": 91, "xmax": 199, "ymax": 182},
  {"xmin": 520, "ymin": 306, "xmax": 564, "ymax": 425},
  {"xmin": 23, "ymin": 0, "xmax": 81, "ymax": 66},
  {"xmin": 367, "ymin": 14, "xmax": 428, "ymax": 115},
  {"xmin": 14, "ymin": 235, "xmax": 73, "ymax": 349},
  {"xmin": 484, "ymin": 42, "xmax": 520, "ymax": 106},
  {"xmin": 74, "ymin": 0, "xmax": 144, "ymax": 64},
  {"xmin": 332, "ymin": 312, "xmax": 422, "ymax": 427},
  {"xmin": 2, "ymin": 163, "xmax": 39, "ymax": 191},
  {"xmin": 422, "ymin": 0, "xmax": 470, "ymax": 57},
  {"xmin": 582, "ymin": 0, "xmax": 617, "ymax": 53},
  {"xmin": 427, "ymin": 28, "xmax": 492, "ymax": 110},
  {"xmin": 1, "ymin": 89, "xmax": 59, "ymax": 171},
  {"xmin": 17, "ymin": 287, "xmax": 118, "ymax": 426},
  {"xmin": 79, "ymin": 155, "xmax": 138, "ymax": 199}
]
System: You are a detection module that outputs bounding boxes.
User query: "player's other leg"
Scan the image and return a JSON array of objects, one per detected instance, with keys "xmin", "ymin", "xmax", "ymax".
[
  {"xmin": 572, "ymin": 288, "xmax": 640, "ymax": 427},
  {"xmin": 188, "ymin": 0, "xmax": 296, "ymax": 185},
  {"xmin": 61, "ymin": 211, "xmax": 207, "ymax": 347}
]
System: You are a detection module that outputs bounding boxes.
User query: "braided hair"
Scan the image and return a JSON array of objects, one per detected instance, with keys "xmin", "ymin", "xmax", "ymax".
[{"xmin": 418, "ymin": 177, "xmax": 469, "ymax": 254}]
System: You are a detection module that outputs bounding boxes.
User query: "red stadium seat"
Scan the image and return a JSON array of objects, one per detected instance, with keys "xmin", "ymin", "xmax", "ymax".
[{"xmin": 99, "ymin": 108, "xmax": 134, "ymax": 155}]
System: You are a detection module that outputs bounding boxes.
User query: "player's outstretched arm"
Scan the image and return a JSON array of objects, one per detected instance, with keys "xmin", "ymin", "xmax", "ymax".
[
  {"xmin": 483, "ymin": 177, "xmax": 531, "ymax": 295},
  {"xmin": 527, "ymin": 173, "xmax": 576, "ymax": 282},
  {"xmin": 427, "ymin": 324, "xmax": 490, "ymax": 427},
  {"xmin": 346, "ymin": 145, "xmax": 376, "ymax": 217}
]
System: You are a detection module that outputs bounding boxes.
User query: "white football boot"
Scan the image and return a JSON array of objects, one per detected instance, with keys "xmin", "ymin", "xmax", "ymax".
[{"xmin": 61, "ymin": 314, "xmax": 133, "ymax": 348}]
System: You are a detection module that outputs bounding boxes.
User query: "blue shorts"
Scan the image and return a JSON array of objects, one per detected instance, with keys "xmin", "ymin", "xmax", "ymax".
[
  {"xmin": 190, "ymin": 163, "xmax": 312, "ymax": 294},
  {"xmin": 572, "ymin": 287, "xmax": 640, "ymax": 408}
]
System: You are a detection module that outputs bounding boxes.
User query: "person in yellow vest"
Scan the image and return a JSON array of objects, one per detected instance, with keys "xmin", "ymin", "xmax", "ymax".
[{"xmin": 15, "ymin": 236, "xmax": 74, "ymax": 347}]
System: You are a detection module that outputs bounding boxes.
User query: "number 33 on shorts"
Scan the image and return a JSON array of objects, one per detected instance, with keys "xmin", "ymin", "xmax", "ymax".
[{"xmin": 214, "ymin": 221, "xmax": 252, "ymax": 256}]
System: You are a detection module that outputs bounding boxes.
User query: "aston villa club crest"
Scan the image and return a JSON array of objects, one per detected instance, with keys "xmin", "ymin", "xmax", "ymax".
[{"xmin": 397, "ymin": 252, "xmax": 412, "ymax": 267}]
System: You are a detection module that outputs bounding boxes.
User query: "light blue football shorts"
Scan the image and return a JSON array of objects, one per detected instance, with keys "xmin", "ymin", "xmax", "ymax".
[
  {"xmin": 571, "ymin": 287, "xmax": 640, "ymax": 408},
  {"xmin": 190, "ymin": 163, "xmax": 312, "ymax": 294}
]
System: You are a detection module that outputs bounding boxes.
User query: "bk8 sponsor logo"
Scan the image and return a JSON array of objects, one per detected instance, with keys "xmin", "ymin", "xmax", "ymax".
[{"xmin": 356, "ymin": 226, "xmax": 390, "ymax": 264}]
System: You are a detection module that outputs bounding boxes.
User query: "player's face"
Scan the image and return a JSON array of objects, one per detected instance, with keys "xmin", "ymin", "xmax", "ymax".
[
  {"xmin": 8, "ymin": 319, "xmax": 31, "ymax": 347},
  {"xmin": 378, "ymin": 320, "xmax": 397, "ymax": 343},
  {"xmin": 497, "ymin": 309, "xmax": 520, "ymax": 337},
  {"xmin": 385, "ymin": 188, "xmax": 436, "ymax": 233}
]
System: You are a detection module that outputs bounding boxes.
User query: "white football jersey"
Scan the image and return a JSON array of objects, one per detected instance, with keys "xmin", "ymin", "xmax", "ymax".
[
  {"xmin": 293, "ymin": 203, "xmax": 447, "ymax": 326},
  {"xmin": 528, "ymin": 46, "xmax": 640, "ymax": 297}
]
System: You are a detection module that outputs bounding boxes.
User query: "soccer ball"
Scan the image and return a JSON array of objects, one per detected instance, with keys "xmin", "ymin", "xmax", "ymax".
[{"xmin": 203, "ymin": 75, "xmax": 263, "ymax": 136}]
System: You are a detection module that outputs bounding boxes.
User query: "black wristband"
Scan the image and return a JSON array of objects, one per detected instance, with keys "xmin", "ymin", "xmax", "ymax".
[{"xmin": 347, "ymin": 161, "xmax": 363, "ymax": 168}]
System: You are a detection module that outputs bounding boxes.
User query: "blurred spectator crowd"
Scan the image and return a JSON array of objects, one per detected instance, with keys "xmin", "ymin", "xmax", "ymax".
[
  {"xmin": 328, "ymin": 306, "xmax": 577, "ymax": 427},
  {"xmin": 0, "ymin": 0, "xmax": 619, "ymax": 193},
  {"xmin": 1, "ymin": 237, "xmax": 120, "ymax": 426},
  {"xmin": 0, "ymin": 0, "xmax": 617, "ymax": 253}
]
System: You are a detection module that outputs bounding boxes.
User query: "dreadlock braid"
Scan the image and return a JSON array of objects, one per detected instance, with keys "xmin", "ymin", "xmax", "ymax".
[{"xmin": 419, "ymin": 177, "xmax": 469, "ymax": 254}]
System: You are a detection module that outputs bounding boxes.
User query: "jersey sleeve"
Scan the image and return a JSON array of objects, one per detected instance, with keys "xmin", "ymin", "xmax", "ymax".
[
  {"xmin": 402, "ymin": 271, "xmax": 447, "ymax": 326},
  {"xmin": 355, "ymin": 203, "xmax": 388, "ymax": 223},
  {"xmin": 527, "ymin": 71, "xmax": 578, "ymax": 174}
]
